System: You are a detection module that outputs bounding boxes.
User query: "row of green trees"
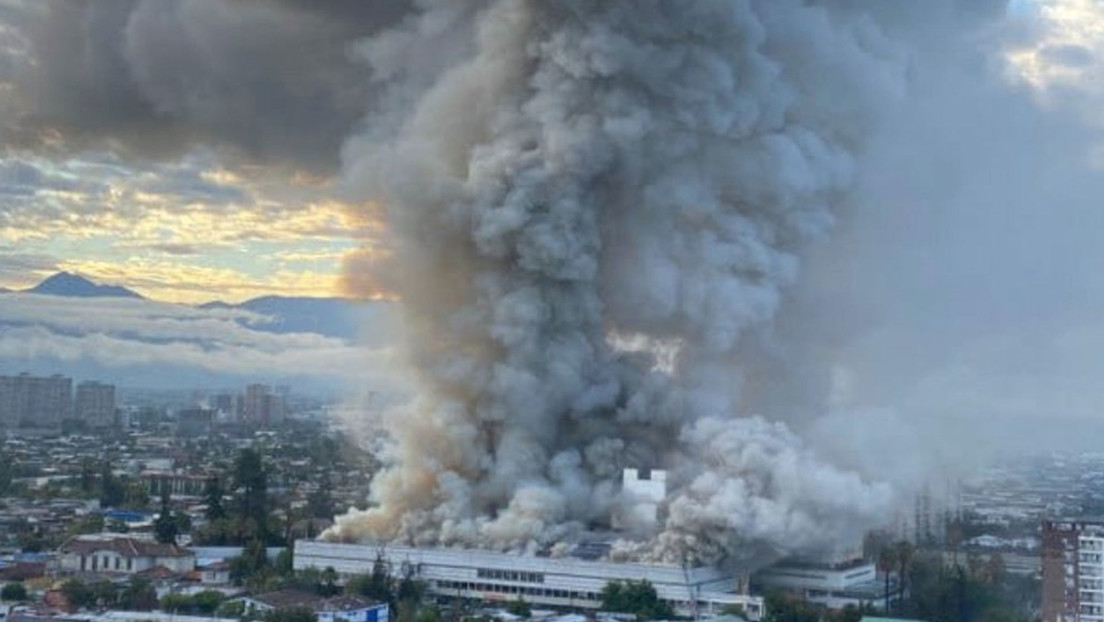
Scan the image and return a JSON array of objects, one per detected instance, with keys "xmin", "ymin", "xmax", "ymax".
[
  {"xmin": 1, "ymin": 582, "xmax": 27, "ymax": 601},
  {"xmin": 599, "ymin": 580, "xmax": 674, "ymax": 620},
  {"xmin": 60, "ymin": 577, "xmax": 158, "ymax": 611}
]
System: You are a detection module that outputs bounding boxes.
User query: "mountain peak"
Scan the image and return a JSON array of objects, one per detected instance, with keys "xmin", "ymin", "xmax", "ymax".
[{"xmin": 28, "ymin": 272, "xmax": 143, "ymax": 299}]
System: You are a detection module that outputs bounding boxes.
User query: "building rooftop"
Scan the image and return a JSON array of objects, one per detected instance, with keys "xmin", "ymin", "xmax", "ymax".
[
  {"xmin": 250, "ymin": 590, "xmax": 380, "ymax": 613},
  {"xmin": 59, "ymin": 536, "xmax": 191, "ymax": 559}
]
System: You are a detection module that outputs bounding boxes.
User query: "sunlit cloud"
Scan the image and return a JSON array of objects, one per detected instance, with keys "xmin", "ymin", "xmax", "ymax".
[
  {"xmin": 0, "ymin": 147, "xmax": 387, "ymax": 302},
  {"xmin": 1005, "ymin": 0, "xmax": 1104, "ymax": 90},
  {"xmin": 57, "ymin": 257, "xmax": 343, "ymax": 304}
]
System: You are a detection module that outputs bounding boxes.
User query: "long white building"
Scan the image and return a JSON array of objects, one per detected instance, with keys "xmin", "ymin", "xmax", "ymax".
[{"xmin": 294, "ymin": 540, "xmax": 764, "ymax": 620}]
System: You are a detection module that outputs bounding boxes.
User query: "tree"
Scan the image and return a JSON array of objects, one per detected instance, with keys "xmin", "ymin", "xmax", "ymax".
[
  {"xmin": 985, "ymin": 553, "xmax": 1007, "ymax": 585},
  {"xmin": 415, "ymin": 606, "xmax": 442, "ymax": 622},
  {"xmin": 234, "ymin": 448, "xmax": 271, "ymax": 543},
  {"xmin": 61, "ymin": 579, "xmax": 94, "ymax": 610},
  {"xmin": 274, "ymin": 547, "xmax": 294, "ymax": 577},
  {"xmin": 320, "ymin": 567, "xmax": 340, "ymax": 597},
  {"xmin": 0, "ymin": 455, "xmax": 13, "ymax": 495},
  {"xmin": 877, "ymin": 546, "xmax": 898, "ymax": 613},
  {"xmin": 124, "ymin": 481, "xmax": 150, "ymax": 510},
  {"xmin": 763, "ymin": 592, "xmax": 820, "ymax": 622},
  {"xmin": 68, "ymin": 513, "xmax": 105, "ymax": 536},
  {"xmin": 204, "ymin": 476, "xmax": 227, "ymax": 521},
  {"xmin": 895, "ymin": 540, "xmax": 915, "ymax": 614},
  {"xmin": 162, "ymin": 590, "xmax": 225, "ymax": 615},
  {"xmin": 506, "ymin": 597, "xmax": 531, "ymax": 618},
  {"xmin": 346, "ymin": 555, "xmax": 394, "ymax": 604},
  {"xmin": 1, "ymin": 582, "xmax": 27, "ymax": 601},
  {"xmin": 99, "ymin": 461, "xmax": 125, "ymax": 508},
  {"xmin": 308, "ymin": 474, "xmax": 335, "ymax": 520},
  {"xmin": 119, "ymin": 577, "xmax": 158, "ymax": 611},
  {"xmin": 90, "ymin": 580, "xmax": 118, "ymax": 607},
  {"xmin": 79, "ymin": 459, "xmax": 97, "ymax": 494},
  {"xmin": 218, "ymin": 600, "xmax": 246, "ymax": 619},
  {"xmin": 192, "ymin": 590, "xmax": 226, "ymax": 615},
  {"xmin": 265, "ymin": 606, "xmax": 316, "ymax": 622},
  {"xmin": 230, "ymin": 538, "xmax": 270, "ymax": 587},
  {"xmin": 946, "ymin": 518, "xmax": 965, "ymax": 567},
  {"xmin": 154, "ymin": 488, "xmax": 179, "ymax": 544},
  {"xmin": 599, "ymin": 580, "xmax": 673, "ymax": 621}
]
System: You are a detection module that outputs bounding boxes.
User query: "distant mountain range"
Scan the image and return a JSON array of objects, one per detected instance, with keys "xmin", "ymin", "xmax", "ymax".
[
  {"xmin": 24, "ymin": 271, "xmax": 143, "ymax": 298},
  {"xmin": 3, "ymin": 272, "xmax": 394, "ymax": 344},
  {"xmin": 201, "ymin": 295, "xmax": 394, "ymax": 344}
]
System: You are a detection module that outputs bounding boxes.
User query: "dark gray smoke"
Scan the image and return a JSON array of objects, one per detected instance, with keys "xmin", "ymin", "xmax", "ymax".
[
  {"xmin": 327, "ymin": 0, "xmax": 917, "ymax": 565},
  {"xmin": 0, "ymin": 0, "xmax": 409, "ymax": 171},
  {"xmin": 9, "ymin": 0, "xmax": 1092, "ymax": 569}
]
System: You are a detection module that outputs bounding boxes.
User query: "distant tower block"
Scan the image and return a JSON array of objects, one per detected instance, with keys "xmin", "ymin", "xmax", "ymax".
[{"xmin": 618, "ymin": 468, "xmax": 667, "ymax": 530}]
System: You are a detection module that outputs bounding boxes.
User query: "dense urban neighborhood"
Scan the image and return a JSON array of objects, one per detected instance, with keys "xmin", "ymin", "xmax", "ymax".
[{"xmin": 0, "ymin": 373, "xmax": 1094, "ymax": 622}]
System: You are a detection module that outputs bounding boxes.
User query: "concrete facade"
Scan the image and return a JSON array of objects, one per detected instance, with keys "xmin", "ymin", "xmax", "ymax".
[
  {"xmin": 57, "ymin": 536, "xmax": 194, "ymax": 576},
  {"xmin": 0, "ymin": 374, "xmax": 72, "ymax": 429},
  {"xmin": 1042, "ymin": 518, "xmax": 1104, "ymax": 622},
  {"xmin": 75, "ymin": 381, "xmax": 116, "ymax": 429},
  {"xmin": 294, "ymin": 540, "xmax": 763, "ymax": 620}
]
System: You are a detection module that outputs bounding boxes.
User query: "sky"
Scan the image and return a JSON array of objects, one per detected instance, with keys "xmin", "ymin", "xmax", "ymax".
[
  {"xmin": 0, "ymin": 0, "xmax": 1092, "ymax": 305},
  {"xmin": 0, "ymin": 0, "xmax": 404, "ymax": 304},
  {"xmin": 0, "ymin": 0, "xmax": 1102, "ymax": 423}
]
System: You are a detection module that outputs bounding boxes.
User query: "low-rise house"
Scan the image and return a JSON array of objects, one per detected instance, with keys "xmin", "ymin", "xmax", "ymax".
[
  {"xmin": 241, "ymin": 590, "xmax": 389, "ymax": 622},
  {"xmin": 194, "ymin": 561, "xmax": 231, "ymax": 586},
  {"xmin": 57, "ymin": 537, "xmax": 193, "ymax": 576}
]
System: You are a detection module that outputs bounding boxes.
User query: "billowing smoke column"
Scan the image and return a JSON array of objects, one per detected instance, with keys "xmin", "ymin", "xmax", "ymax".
[{"xmin": 332, "ymin": 0, "xmax": 904, "ymax": 566}]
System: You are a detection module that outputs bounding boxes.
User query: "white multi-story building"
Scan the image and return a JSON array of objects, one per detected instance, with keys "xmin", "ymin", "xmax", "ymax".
[
  {"xmin": 752, "ymin": 559, "xmax": 885, "ymax": 610},
  {"xmin": 294, "ymin": 540, "xmax": 763, "ymax": 620},
  {"xmin": 1043, "ymin": 519, "xmax": 1104, "ymax": 622},
  {"xmin": 75, "ymin": 381, "xmax": 116, "ymax": 428},
  {"xmin": 0, "ymin": 373, "xmax": 72, "ymax": 429},
  {"xmin": 1079, "ymin": 530, "xmax": 1104, "ymax": 622}
]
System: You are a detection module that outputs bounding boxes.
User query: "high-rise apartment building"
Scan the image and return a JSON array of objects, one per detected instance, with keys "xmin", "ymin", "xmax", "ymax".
[
  {"xmin": 0, "ymin": 373, "xmax": 72, "ymax": 429},
  {"xmin": 1043, "ymin": 518, "xmax": 1104, "ymax": 622},
  {"xmin": 240, "ymin": 383, "xmax": 286, "ymax": 428},
  {"xmin": 75, "ymin": 381, "xmax": 116, "ymax": 428}
]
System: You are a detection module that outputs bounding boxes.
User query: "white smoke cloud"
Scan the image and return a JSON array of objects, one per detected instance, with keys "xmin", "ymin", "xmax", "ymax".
[{"xmin": 330, "ymin": 0, "xmax": 914, "ymax": 566}]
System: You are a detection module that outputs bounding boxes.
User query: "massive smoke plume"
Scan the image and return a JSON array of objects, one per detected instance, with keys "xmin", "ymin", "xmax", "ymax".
[
  {"xmin": 10, "ymin": 0, "xmax": 1099, "ymax": 569},
  {"xmin": 328, "ymin": 0, "xmax": 912, "ymax": 566}
]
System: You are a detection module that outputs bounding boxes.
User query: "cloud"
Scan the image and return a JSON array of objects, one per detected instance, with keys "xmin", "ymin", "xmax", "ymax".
[
  {"xmin": 0, "ymin": 0, "xmax": 410, "ymax": 172},
  {"xmin": 0, "ymin": 251, "xmax": 58, "ymax": 285},
  {"xmin": 54, "ymin": 258, "xmax": 344, "ymax": 304},
  {"xmin": 0, "ymin": 293, "xmax": 404, "ymax": 391}
]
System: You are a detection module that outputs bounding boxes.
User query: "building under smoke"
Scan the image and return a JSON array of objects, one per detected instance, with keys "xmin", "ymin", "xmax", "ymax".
[
  {"xmin": 294, "ymin": 537, "xmax": 765, "ymax": 621},
  {"xmin": 329, "ymin": 0, "xmax": 903, "ymax": 567}
]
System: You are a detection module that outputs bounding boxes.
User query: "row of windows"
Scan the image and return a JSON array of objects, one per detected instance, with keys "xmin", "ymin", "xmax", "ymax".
[
  {"xmin": 437, "ymin": 580, "xmax": 595, "ymax": 601},
  {"xmin": 475, "ymin": 569, "xmax": 545, "ymax": 583},
  {"xmin": 434, "ymin": 580, "xmax": 760, "ymax": 616},
  {"xmin": 82, "ymin": 555, "xmax": 133, "ymax": 572}
]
